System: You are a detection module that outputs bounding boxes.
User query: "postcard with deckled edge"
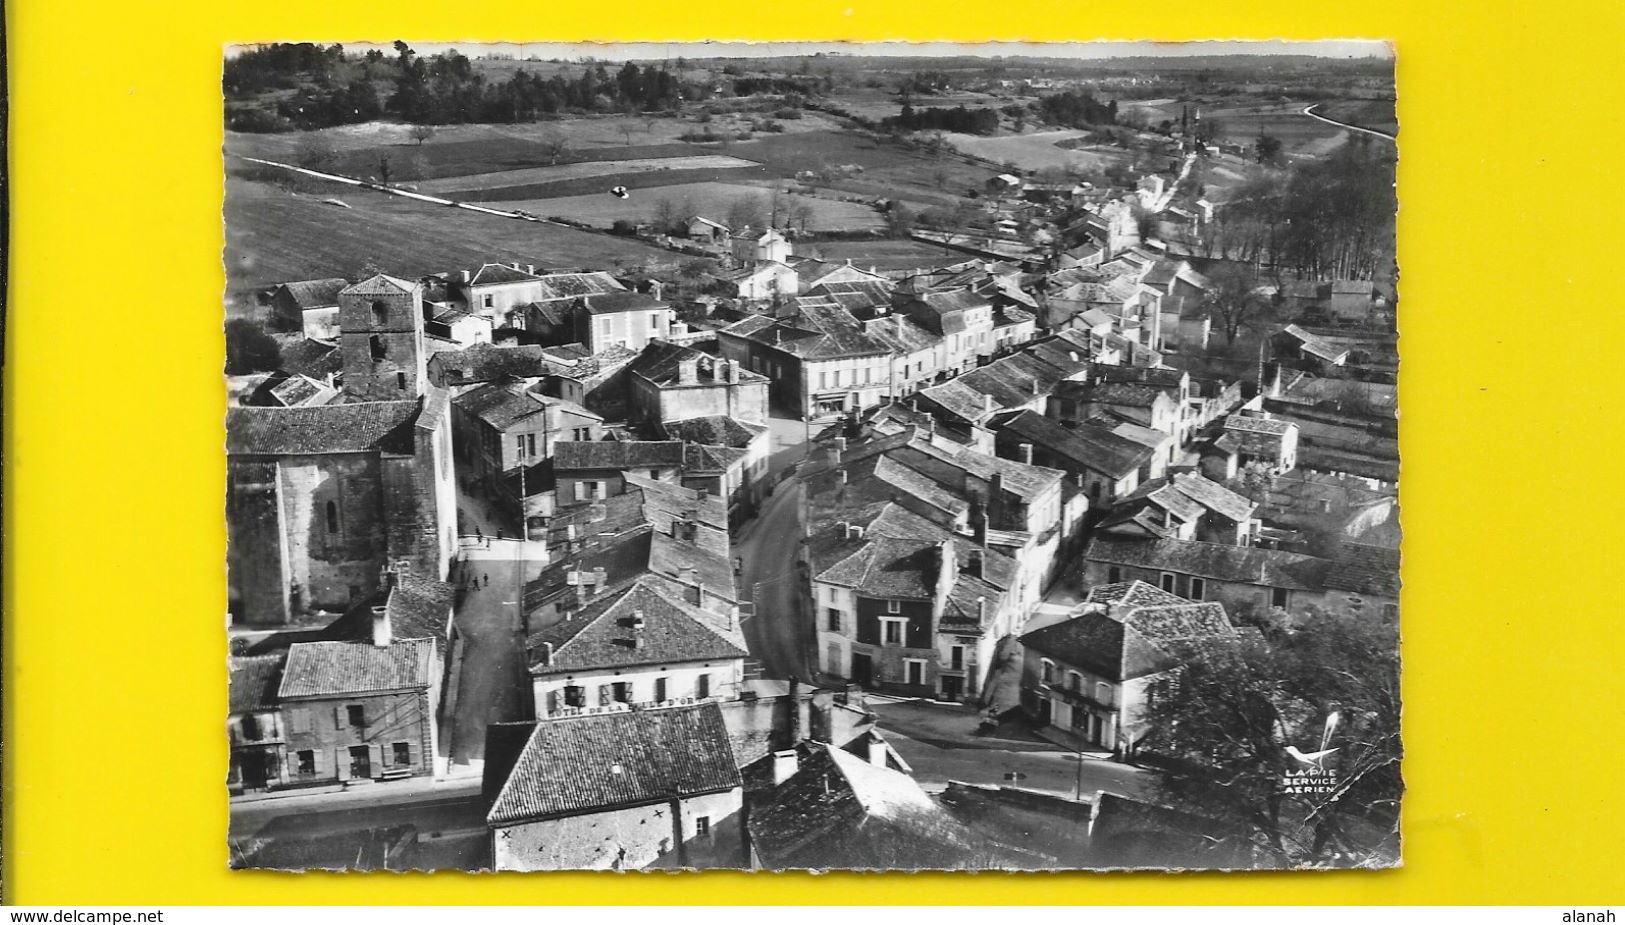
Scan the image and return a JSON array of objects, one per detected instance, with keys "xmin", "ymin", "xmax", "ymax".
[{"xmin": 222, "ymin": 39, "xmax": 1399, "ymax": 872}]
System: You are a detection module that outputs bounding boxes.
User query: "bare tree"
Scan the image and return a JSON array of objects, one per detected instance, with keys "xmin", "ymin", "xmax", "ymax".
[
  {"xmin": 409, "ymin": 124, "xmax": 435, "ymax": 146},
  {"xmin": 1204, "ymin": 261, "xmax": 1271, "ymax": 348},
  {"xmin": 651, "ymin": 197, "xmax": 682, "ymax": 235},
  {"xmin": 538, "ymin": 129, "xmax": 571, "ymax": 166}
]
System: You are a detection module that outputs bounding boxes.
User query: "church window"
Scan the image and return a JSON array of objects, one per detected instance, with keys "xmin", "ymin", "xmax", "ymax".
[
  {"xmin": 396, "ymin": 372, "xmax": 407, "ymax": 391},
  {"xmin": 370, "ymin": 335, "xmax": 386, "ymax": 360},
  {"xmin": 371, "ymin": 301, "xmax": 389, "ymax": 326}
]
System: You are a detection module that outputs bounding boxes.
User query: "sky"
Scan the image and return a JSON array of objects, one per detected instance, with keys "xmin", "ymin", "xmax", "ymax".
[{"xmin": 230, "ymin": 39, "xmax": 1391, "ymax": 61}]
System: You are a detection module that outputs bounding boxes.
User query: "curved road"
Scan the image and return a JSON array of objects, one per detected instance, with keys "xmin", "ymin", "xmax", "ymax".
[{"xmin": 1302, "ymin": 104, "xmax": 1397, "ymax": 142}]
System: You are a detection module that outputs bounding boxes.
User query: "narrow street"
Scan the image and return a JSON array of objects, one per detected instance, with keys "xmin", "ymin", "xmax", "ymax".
[
  {"xmin": 867, "ymin": 698, "xmax": 1156, "ymax": 802},
  {"xmin": 446, "ymin": 539, "xmax": 533, "ymax": 772},
  {"xmin": 735, "ymin": 478, "xmax": 813, "ymax": 681},
  {"xmin": 230, "ymin": 783, "xmax": 490, "ymax": 871}
]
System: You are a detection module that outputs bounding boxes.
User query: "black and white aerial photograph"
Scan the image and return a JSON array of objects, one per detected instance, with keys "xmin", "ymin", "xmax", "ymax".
[{"xmin": 222, "ymin": 39, "xmax": 1401, "ymax": 872}]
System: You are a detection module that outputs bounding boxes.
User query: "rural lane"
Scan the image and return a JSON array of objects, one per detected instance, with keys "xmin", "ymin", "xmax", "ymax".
[{"xmin": 1301, "ymin": 104, "xmax": 1397, "ymax": 142}]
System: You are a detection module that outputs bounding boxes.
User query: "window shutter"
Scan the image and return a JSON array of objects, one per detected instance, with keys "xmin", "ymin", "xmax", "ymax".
[
  {"xmin": 313, "ymin": 748, "xmax": 327, "ymax": 775},
  {"xmin": 368, "ymin": 745, "xmax": 382, "ymax": 778},
  {"xmin": 546, "ymin": 691, "xmax": 559, "ymax": 715},
  {"xmin": 284, "ymin": 751, "xmax": 300, "ymax": 781},
  {"xmin": 333, "ymin": 706, "xmax": 343, "ymax": 730},
  {"xmin": 289, "ymin": 708, "xmax": 309, "ymax": 735},
  {"xmin": 334, "ymin": 748, "xmax": 349, "ymax": 781},
  {"xmin": 403, "ymin": 742, "xmax": 414, "ymax": 767}
]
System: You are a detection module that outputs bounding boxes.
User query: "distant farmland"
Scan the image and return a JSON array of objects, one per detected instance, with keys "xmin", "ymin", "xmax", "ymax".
[
  {"xmin": 223, "ymin": 177, "xmax": 671, "ymax": 298},
  {"xmin": 488, "ymin": 181, "xmax": 885, "ymax": 233}
]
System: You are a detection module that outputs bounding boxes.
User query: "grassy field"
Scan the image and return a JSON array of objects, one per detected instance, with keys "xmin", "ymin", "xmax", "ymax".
[
  {"xmin": 487, "ymin": 181, "xmax": 884, "ymax": 233},
  {"xmin": 223, "ymin": 176, "xmax": 672, "ymax": 298},
  {"xmin": 831, "ymin": 89, "xmax": 1019, "ymax": 121},
  {"xmin": 416, "ymin": 155, "xmax": 761, "ymax": 193},
  {"xmin": 800, "ymin": 238, "xmax": 967, "ymax": 272},
  {"xmin": 1205, "ymin": 103, "xmax": 1349, "ymax": 156},
  {"xmin": 1315, "ymin": 98, "xmax": 1398, "ymax": 136},
  {"xmin": 941, "ymin": 129, "xmax": 1142, "ymax": 174}
]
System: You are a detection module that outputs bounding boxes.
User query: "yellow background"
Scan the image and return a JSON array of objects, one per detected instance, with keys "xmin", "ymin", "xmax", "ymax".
[{"xmin": 7, "ymin": 0, "xmax": 1624, "ymax": 905}]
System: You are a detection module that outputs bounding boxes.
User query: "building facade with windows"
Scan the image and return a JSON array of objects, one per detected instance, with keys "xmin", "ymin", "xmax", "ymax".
[
  {"xmin": 486, "ymin": 703, "xmax": 746, "ymax": 871},
  {"xmin": 1019, "ymin": 581, "xmax": 1234, "ymax": 756},
  {"xmin": 527, "ymin": 578, "xmax": 749, "ymax": 718},
  {"xmin": 274, "ymin": 636, "xmax": 443, "ymax": 787},
  {"xmin": 450, "ymin": 378, "xmax": 604, "ymax": 487}
]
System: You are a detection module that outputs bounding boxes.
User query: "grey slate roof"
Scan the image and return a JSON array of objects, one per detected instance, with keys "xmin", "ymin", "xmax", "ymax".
[{"xmin": 487, "ymin": 702, "xmax": 740, "ymax": 826}]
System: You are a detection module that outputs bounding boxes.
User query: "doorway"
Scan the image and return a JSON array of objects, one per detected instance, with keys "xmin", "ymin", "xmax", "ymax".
[
  {"xmin": 348, "ymin": 745, "xmax": 371, "ymax": 780},
  {"xmin": 941, "ymin": 675, "xmax": 964, "ymax": 702},
  {"xmin": 851, "ymin": 652, "xmax": 873, "ymax": 687}
]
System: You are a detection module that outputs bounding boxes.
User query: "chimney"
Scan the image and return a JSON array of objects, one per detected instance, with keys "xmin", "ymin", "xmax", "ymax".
[
  {"xmin": 771, "ymin": 749, "xmax": 799, "ymax": 785},
  {"xmin": 834, "ymin": 437, "xmax": 847, "ymax": 454},
  {"xmin": 983, "ymin": 394, "xmax": 994, "ymax": 414},
  {"xmin": 788, "ymin": 677, "xmax": 804, "ymax": 743},
  {"xmin": 537, "ymin": 641, "xmax": 554, "ymax": 666},
  {"xmin": 978, "ymin": 596, "xmax": 988, "ymax": 625},
  {"xmin": 864, "ymin": 734, "xmax": 888, "ymax": 768},
  {"xmin": 650, "ymin": 280, "xmax": 664, "ymax": 301},
  {"xmin": 370, "ymin": 603, "xmax": 392, "ymax": 648},
  {"xmin": 726, "ymin": 359, "xmax": 740, "ymax": 383},
  {"xmin": 461, "ymin": 269, "xmax": 471, "ymax": 283},
  {"xmin": 968, "ymin": 550, "xmax": 984, "ymax": 579},
  {"xmin": 629, "ymin": 610, "xmax": 645, "ymax": 648},
  {"xmin": 1018, "ymin": 443, "xmax": 1034, "ymax": 465}
]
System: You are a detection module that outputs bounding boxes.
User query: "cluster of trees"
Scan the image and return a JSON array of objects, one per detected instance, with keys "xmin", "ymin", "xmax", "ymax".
[
  {"xmin": 1141, "ymin": 605, "xmax": 1402, "ymax": 867},
  {"xmin": 226, "ymin": 41, "xmax": 716, "ymax": 132},
  {"xmin": 1035, "ymin": 89, "xmax": 1118, "ymax": 128},
  {"xmin": 224, "ymin": 320, "xmax": 282, "ymax": 375},
  {"xmin": 387, "ymin": 43, "xmax": 693, "ymax": 125},
  {"xmin": 883, "ymin": 104, "xmax": 999, "ymax": 136},
  {"xmin": 1202, "ymin": 137, "xmax": 1397, "ymax": 281}
]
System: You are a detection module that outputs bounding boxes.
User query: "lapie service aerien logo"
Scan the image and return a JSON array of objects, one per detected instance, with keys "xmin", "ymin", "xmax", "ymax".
[{"xmin": 1280, "ymin": 711, "xmax": 1341, "ymax": 795}]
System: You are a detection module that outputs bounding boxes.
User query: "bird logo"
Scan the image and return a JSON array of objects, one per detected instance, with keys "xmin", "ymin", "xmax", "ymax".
[
  {"xmin": 609, "ymin": 185, "xmax": 630, "ymax": 200},
  {"xmin": 1284, "ymin": 711, "xmax": 1341, "ymax": 771}
]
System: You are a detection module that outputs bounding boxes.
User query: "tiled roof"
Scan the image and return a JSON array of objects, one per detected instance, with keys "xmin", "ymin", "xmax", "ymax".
[
  {"xmin": 1119, "ymin": 472, "xmax": 1256, "ymax": 524},
  {"xmin": 226, "ymin": 399, "xmax": 422, "ymax": 456},
  {"xmin": 1056, "ymin": 379, "xmax": 1171, "ymax": 409},
  {"xmin": 1084, "ymin": 537, "xmax": 1330, "ymax": 591},
  {"xmin": 1084, "ymin": 580, "xmax": 1191, "ymax": 609},
  {"xmin": 278, "ymin": 639, "xmax": 437, "ymax": 699},
  {"xmin": 579, "ymin": 291, "xmax": 666, "ymax": 315},
  {"xmin": 487, "ymin": 703, "xmax": 740, "ymax": 825},
  {"xmin": 747, "ymin": 741, "xmax": 976, "ymax": 870},
  {"xmin": 658, "ymin": 415, "xmax": 767, "ymax": 449},
  {"xmin": 452, "ymin": 379, "xmax": 552, "ymax": 430},
  {"xmin": 996, "ymin": 410, "xmax": 1150, "ymax": 479},
  {"xmin": 527, "ymin": 578, "xmax": 746, "ymax": 675},
  {"xmin": 628, "ymin": 340, "xmax": 767, "ymax": 388},
  {"xmin": 1224, "ymin": 414, "xmax": 1294, "ymax": 437},
  {"xmin": 275, "ymin": 277, "xmax": 348, "ymax": 309},
  {"xmin": 553, "ymin": 440, "xmax": 685, "ymax": 471},
  {"xmin": 278, "ymin": 338, "xmax": 343, "ymax": 380},
  {"xmin": 229, "ymin": 655, "xmax": 285, "ymax": 713},
  {"xmin": 341, "ymin": 273, "xmax": 419, "ymax": 297},
  {"xmin": 467, "ymin": 263, "xmax": 543, "ymax": 287},
  {"xmin": 1323, "ymin": 542, "xmax": 1401, "ymax": 597},
  {"xmin": 534, "ymin": 271, "xmax": 625, "ymax": 299},
  {"xmin": 1021, "ymin": 590, "xmax": 1233, "ymax": 681},
  {"xmin": 428, "ymin": 343, "xmax": 558, "ymax": 385},
  {"xmin": 1278, "ymin": 324, "xmax": 1350, "ymax": 363},
  {"xmin": 684, "ymin": 442, "xmax": 749, "ymax": 473}
]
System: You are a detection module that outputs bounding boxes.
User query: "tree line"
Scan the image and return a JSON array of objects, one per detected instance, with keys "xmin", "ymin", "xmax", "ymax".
[
  {"xmin": 227, "ymin": 42, "xmax": 740, "ymax": 132},
  {"xmin": 883, "ymin": 104, "xmax": 1000, "ymax": 136}
]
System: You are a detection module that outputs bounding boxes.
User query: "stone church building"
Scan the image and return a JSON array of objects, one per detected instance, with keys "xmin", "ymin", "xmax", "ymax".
[{"xmin": 227, "ymin": 275, "xmax": 457, "ymax": 625}]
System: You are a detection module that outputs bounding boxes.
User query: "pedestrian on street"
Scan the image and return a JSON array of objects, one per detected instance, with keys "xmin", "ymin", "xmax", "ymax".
[{"xmin": 483, "ymin": 573, "xmax": 489, "ymax": 588}]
